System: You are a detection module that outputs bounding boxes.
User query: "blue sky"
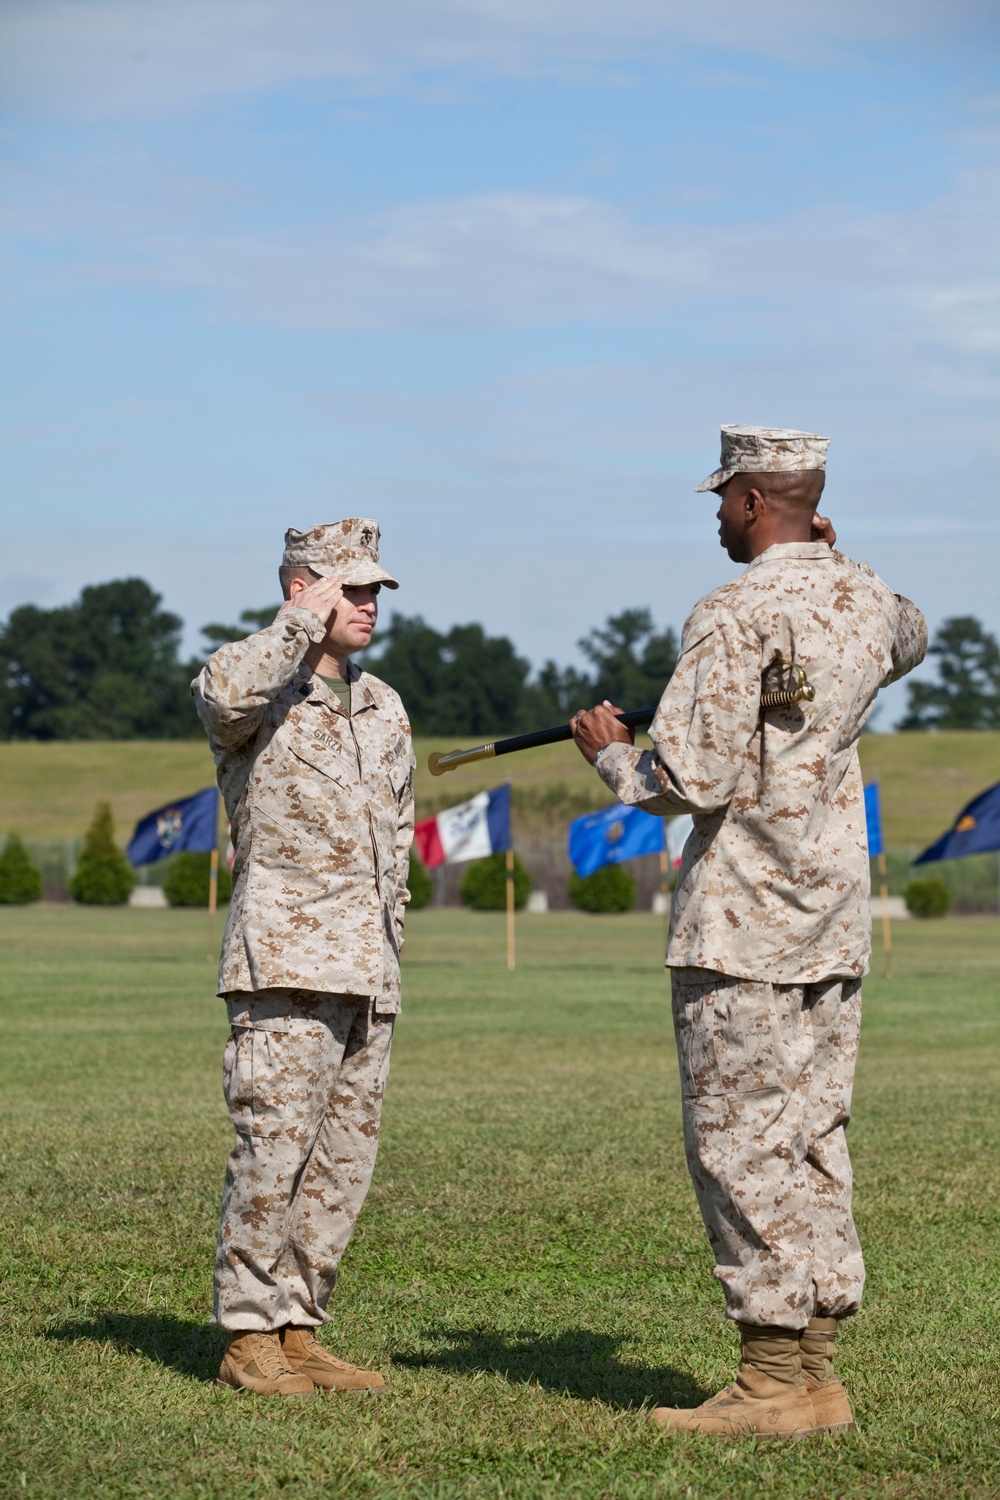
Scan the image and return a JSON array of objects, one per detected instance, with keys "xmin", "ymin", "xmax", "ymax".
[{"xmin": 2, "ymin": 1, "xmax": 998, "ymax": 724}]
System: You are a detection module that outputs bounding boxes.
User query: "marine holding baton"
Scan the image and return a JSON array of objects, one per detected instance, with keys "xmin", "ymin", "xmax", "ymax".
[
  {"xmin": 571, "ymin": 426, "xmax": 927, "ymax": 1438},
  {"xmin": 193, "ymin": 520, "xmax": 414, "ymax": 1397}
]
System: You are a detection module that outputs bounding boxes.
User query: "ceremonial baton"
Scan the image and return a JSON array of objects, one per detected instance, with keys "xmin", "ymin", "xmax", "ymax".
[
  {"xmin": 427, "ymin": 705, "xmax": 657, "ymax": 776},
  {"xmin": 427, "ymin": 661, "xmax": 815, "ymax": 777}
]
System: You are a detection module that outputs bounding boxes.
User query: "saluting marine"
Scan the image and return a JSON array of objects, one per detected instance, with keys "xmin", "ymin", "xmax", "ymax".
[
  {"xmin": 193, "ymin": 520, "xmax": 414, "ymax": 1397},
  {"xmin": 571, "ymin": 427, "xmax": 927, "ymax": 1438}
]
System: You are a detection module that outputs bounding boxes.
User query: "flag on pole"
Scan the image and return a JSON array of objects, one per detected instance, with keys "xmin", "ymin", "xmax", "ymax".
[
  {"xmin": 864, "ymin": 782, "xmax": 883, "ymax": 856},
  {"xmin": 568, "ymin": 804, "xmax": 665, "ymax": 878},
  {"xmin": 127, "ymin": 787, "xmax": 218, "ymax": 866},
  {"xmin": 914, "ymin": 782, "xmax": 1000, "ymax": 863},
  {"xmin": 413, "ymin": 784, "xmax": 511, "ymax": 867},
  {"xmin": 666, "ymin": 814, "xmax": 694, "ymax": 869},
  {"xmin": 864, "ymin": 781, "xmax": 894, "ymax": 977}
]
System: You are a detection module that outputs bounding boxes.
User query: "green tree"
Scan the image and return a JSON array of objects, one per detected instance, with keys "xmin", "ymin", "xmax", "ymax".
[
  {"xmin": 200, "ymin": 607, "xmax": 280, "ymax": 652},
  {"xmin": 0, "ymin": 579, "xmax": 198, "ymax": 740},
  {"xmin": 370, "ymin": 614, "xmax": 533, "ymax": 735},
  {"xmin": 0, "ymin": 835, "xmax": 43, "ymax": 904},
  {"xmin": 524, "ymin": 660, "xmax": 595, "ymax": 723},
  {"xmin": 578, "ymin": 609, "xmax": 677, "ymax": 709},
  {"xmin": 70, "ymin": 803, "xmax": 134, "ymax": 906},
  {"xmin": 901, "ymin": 616, "xmax": 1000, "ymax": 730}
]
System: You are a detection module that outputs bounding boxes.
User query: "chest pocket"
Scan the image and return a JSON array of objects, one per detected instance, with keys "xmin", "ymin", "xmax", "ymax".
[{"xmin": 288, "ymin": 742, "xmax": 352, "ymax": 788}]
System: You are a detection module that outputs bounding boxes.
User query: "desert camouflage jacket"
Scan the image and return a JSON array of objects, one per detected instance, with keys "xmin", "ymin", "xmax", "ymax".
[
  {"xmin": 596, "ymin": 543, "xmax": 926, "ymax": 982},
  {"xmin": 192, "ymin": 605, "xmax": 415, "ymax": 1010}
]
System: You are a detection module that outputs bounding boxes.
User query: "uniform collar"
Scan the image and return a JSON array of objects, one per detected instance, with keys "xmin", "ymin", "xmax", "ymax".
[
  {"xmin": 747, "ymin": 542, "xmax": 833, "ymax": 571},
  {"xmin": 294, "ymin": 658, "xmax": 378, "ymax": 718}
]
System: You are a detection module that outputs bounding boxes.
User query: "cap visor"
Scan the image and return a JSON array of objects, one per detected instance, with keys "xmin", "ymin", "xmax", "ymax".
[
  {"xmin": 310, "ymin": 562, "xmax": 399, "ymax": 589},
  {"xmin": 694, "ymin": 466, "xmax": 735, "ymax": 493}
]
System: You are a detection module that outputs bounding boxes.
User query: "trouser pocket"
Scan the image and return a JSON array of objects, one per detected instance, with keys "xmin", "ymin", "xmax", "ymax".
[
  {"xmin": 672, "ymin": 971, "xmax": 781, "ymax": 1096},
  {"xmin": 223, "ymin": 1018, "xmax": 292, "ymax": 1139}
]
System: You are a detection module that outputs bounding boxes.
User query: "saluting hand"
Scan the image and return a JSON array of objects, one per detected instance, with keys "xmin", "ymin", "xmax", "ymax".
[
  {"xmin": 812, "ymin": 515, "xmax": 837, "ymax": 548},
  {"xmin": 281, "ymin": 574, "xmax": 344, "ymax": 627},
  {"xmin": 570, "ymin": 701, "xmax": 635, "ymax": 767}
]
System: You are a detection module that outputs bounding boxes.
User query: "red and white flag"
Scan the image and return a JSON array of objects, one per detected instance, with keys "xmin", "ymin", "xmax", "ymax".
[
  {"xmin": 413, "ymin": 785, "xmax": 511, "ymax": 868},
  {"xmin": 666, "ymin": 814, "xmax": 693, "ymax": 869}
]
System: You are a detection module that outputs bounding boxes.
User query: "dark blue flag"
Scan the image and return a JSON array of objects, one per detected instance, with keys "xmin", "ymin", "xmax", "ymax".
[
  {"xmin": 128, "ymin": 787, "xmax": 218, "ymax": 867},
  {"xmin": 864, "ymin": 783, "xmax": 883, "ymax": 857},
  {"xmin": 568, "ymin": 803, "xmax": 665, "ymax": 878},
  {"xmin": 915, "ymin": 782, "xmax": 1000, "ymax": 864}
]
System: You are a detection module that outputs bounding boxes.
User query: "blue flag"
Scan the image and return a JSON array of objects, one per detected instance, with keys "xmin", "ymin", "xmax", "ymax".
[
  {"xmin": 863, "ymin": 783, "xmax": 883, "ymax": 857},
  {"xmin": 128, "ymin": 787, "xmax": 218, "ymax": 866},
  {"xmin": 914, "ymin": 782, "xmax": 1000, "ymax": 864},
  {"xmin": 568, "ymin": 803, "xmax": 665, "ymax": 878}
]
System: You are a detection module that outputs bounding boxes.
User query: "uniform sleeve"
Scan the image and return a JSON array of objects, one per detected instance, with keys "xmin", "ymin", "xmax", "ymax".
[
  {"xmin": 393, "ymin": 736, "xmax": 417, "ymax": 944},
  {"xmin": 887, "ymin": 595, "xmax": 927, "ymax": 683},
  {"xmin": 830, "ymin": 550, "xmax": 927, "ymax": 684},
  {"xmin": 191, "ymin": 605, "xmax": 326, "ymax": 749},
  {"xmin": 596, "ymin": 604, "xmax": 762, "ymax": 816}
]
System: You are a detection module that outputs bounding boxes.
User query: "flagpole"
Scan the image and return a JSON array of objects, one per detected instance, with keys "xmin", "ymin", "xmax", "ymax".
[
  {"xmin": 877, "ymin": 850, "xmax": 893, "ymax": 980},
  {"xmin": 505, "ymin": 847, "xmax": 516, "ymax": 972}
]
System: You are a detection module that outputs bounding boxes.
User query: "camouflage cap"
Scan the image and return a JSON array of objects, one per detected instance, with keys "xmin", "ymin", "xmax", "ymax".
[
  {"xmin": 695, "ymin": 425, "xmax": 830, "ymax": 493},
  {"xmin": 282, "ymin": 519, "xmax": 399, "ymax": 589}
]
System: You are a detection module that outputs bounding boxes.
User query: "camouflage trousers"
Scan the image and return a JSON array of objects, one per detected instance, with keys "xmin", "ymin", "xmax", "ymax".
[
  {"xmin": 213, "ymin": 990, "xmax": 393, "ymax": 1332},
  {"xmin": 671, "ymin": 967, "xmax": 864, "ymax": 1329}
]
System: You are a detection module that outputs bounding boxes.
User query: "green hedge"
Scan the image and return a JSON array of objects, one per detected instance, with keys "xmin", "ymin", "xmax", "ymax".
[
  {"xmin": 407, "ymin": 851, "xmax": 433, "ymax": 910},
  {"xmin": 460, "ymin": 851, "xmax": 532, "ymax": 911},
  {"xmin": 905, "ymin": 876, "xmax": 952, "ymax": 919},
  {"xmin": 163, "ymin": 851, "xmax": 233, "ymax": 908},
  {"xmin": 70, "ymin": 803, "xmax": 134, "ymax": 906},
  {"xmin": 0, "ymin": 835, "xmax": 43, "ymax": 904},
  {"xmin": 568, "ymin": 863, "xmax": 636, "ymax": 913}
]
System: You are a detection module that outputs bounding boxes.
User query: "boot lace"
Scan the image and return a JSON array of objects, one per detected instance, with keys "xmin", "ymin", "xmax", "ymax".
[{"xmin": 248, "ymin": 1333, "xmax": 293, "ymax": 1378}]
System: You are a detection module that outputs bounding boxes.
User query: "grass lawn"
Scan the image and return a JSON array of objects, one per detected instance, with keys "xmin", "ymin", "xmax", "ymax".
[
  {"xmin": 1, "ymin": 731, "xmax": 998, "ymax": 848},
  {"xmin": 1, "ymin": 906, "xmax": 998, "ymax": 1499}
]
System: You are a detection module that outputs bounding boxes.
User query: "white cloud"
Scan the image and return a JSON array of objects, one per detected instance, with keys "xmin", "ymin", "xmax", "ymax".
[
  {"xmin": 1, "ymin": 0, "xmax": 995, "ymax": 118},
  {"xmin": 8, "ymin": 152, "xmax": 996, "ymax": 369}
]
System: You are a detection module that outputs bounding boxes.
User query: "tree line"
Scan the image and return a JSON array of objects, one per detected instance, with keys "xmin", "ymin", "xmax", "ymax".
[{"xmin": 0, "ymin": 577, "xmax": 998, "ymax": 739}]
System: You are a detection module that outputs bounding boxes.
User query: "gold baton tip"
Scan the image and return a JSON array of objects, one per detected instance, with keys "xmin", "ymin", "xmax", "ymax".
[{"xmin": 427, "ymin": 743, "xmax": 496, "ymax": 775}]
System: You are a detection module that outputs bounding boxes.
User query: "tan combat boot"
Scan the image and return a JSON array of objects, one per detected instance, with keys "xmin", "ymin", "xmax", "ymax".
[
  {"xmin": 651, "ymin": 1324, "xmax": 817, "ymax": 1439},
  {"xmin": 217, "ymin": 1331, "xmax": 315, "ymax": 1396},
  {"xmin": 800, "ymin": 1316, "xmax": 855, "ymax": 1433},
  {"xmin": 281, "ymin": 1326, "xmax": 386, "ymax": 1393}
]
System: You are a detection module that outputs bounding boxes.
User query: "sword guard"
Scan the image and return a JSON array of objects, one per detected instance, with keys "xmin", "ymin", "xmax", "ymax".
[{"xmin": 760, "ymin": 659, "xmax": 815, "ymax": 713}]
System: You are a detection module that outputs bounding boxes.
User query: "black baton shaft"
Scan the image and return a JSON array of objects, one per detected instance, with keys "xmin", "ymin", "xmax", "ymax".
[
  {"xmin": 490, "ymin": 705, "xmax": 656, "ymax": 757},
  {"xmin": 427, "ymin": 706, "xmax": 657, "ymax": 775}
]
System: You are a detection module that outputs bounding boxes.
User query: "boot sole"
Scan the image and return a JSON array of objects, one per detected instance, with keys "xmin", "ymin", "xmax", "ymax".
[
  {"xmin": 315, "ymin": 1384, "xmax": 385, "ymax": 1395},
  {"xmin": 216, "ymin": 1377, "xmax": 314, "ymax": 1398}
]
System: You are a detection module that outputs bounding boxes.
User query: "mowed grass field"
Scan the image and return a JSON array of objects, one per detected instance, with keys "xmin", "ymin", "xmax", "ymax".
[
  {"xmin": 1, "ymin": 906, "xmax": 998, "ymax": 1499},
  {"xmin": 0, "ymin": 731, "xmax": 998, "ymax": 847}
]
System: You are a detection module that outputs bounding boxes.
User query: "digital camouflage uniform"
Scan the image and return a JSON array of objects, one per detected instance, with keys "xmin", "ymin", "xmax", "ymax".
[
  {"xmin": 596, "ymin": 536, "xmax": 926, "ymax": 1328},
  {"xmin": 193, "ymin": 528, "xmax": 414, "ymax": 1332}
]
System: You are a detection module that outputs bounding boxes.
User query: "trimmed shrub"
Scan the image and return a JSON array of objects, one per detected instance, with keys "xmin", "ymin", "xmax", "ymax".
[
  {"xmin": 163, "ymin": 851, "xmax": 233, "ymax": 908},
  {"xmin": 569, "ymin": 863, "xmax": 636, "ymax": 913},
  {"xmin": 905, "ymin": 876, "xmax": 951, "ymax": 919},
  {"xmin": 460, "ymin": 851, "xmax": 532, "ymax": 911},
  {"xmin": 0, "ymin": 834, "xmax": 43, "ymax": 904},
  {"xmin": 70, "ymin": 802, "xmax": 135, "ymax": 906},
  {"xmin": 407, "ymin": 850, "xmax": 433, "ymax": 910}
]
